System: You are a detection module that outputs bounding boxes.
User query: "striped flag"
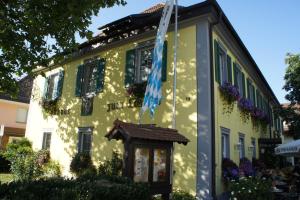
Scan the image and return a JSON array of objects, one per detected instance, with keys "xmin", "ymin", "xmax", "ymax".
[{"xmin": 141, "ymin": 0, "xmax": 174, "ymax": 117}]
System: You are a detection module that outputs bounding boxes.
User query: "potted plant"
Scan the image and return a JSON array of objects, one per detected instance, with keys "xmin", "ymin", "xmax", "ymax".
[{"xmin": 238, "ymin": 98, "xmax": 254, "ymax": 122}]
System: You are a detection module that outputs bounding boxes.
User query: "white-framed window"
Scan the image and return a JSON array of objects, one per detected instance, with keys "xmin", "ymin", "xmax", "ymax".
[
  {"xmin": 221, "ymin": 127, "xmax": 230, "ymax": 159},
  {"xmin": 135, "ymin": 42, "xmax": 154, "ymax": 84},
  {"xmin": 42, "ymin": 132, "xmax": 52, "ymax": 150},
  {"xmin": 251, "ymin": 138, "xmax": 256, "ymax": 158},
  {"xmin": 78, "ymin": 127, "xmax": 93, "ymax": 154},
  {"xmin": 239, "ymin": 134, "xmax": 245, "ymax": 159},
  {"xmin": 16, "ymin": 108, "xmax": 28, "ymax": 123},
  {"xmin": 43, "ymin": 70, "xmax": 64, "ymax": 101}
]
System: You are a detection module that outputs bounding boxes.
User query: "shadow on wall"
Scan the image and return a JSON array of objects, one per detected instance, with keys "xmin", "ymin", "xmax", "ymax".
[{"xmin": 31, "ymin": 33, "xmax": 200, "ymax": 194}]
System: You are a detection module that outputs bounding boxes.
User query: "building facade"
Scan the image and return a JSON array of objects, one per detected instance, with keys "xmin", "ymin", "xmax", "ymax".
[
  {"xmin": 25, "ymin": 1, "xmax": 283, "ymax": 199},
  {"xmin": 0, "ymin": 76, "xmax": 33, "ymax": 149}
]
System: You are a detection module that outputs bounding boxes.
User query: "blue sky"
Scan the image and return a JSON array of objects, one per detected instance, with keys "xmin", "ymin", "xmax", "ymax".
[{"xmin": 77, "ymin": 0, "xmax": 300, "ymax": 103}]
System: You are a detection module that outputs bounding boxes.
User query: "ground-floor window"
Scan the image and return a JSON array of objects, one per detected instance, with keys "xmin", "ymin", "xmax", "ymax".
[
  {"xmin": 78, "ymin": 127, "xmax": 93, "ymax": 154},
  {"xmin": 42, "ymin": 132, "xmax": 52, "ymax": 150},
  {"xmin": 221, "ymin": 127, "xmax": 230, "ymax": 159},
  {"xmin": 239, "ymin": 134, "xmax": 245, "ymax": 159},
  {"xmin": 251, "ymin": 138, "xmax": 256, "ymax": 158}
]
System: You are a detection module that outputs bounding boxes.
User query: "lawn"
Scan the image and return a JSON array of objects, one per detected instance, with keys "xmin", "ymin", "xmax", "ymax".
[{"xmin": 0, "ymin": 173, "xmax": 13, "ymax": 183}]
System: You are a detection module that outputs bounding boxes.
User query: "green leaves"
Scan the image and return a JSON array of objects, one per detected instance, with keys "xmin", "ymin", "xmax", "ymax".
[{"xmin": 0, "ymin": 0, "xmax": 126, "ymax": 95}]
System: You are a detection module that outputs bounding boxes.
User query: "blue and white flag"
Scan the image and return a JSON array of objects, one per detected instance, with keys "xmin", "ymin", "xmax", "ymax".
[{"xmin": 141, "ymin": 0, "xmax": 174, "ymax": 117}]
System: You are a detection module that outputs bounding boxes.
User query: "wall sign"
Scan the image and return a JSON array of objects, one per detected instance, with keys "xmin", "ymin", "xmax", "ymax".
[{"xmin": 107, "ymin": 98, "xmax": 143, "ymax": 112}]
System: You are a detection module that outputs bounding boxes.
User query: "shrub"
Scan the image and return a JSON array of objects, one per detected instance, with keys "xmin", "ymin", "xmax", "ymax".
[
  {"xmin": 172, "ymin": 189, "xmax": 196, "ymax": 200},
  {"xmin": 239, "ymin": 157, "xmax": 254, "ymax": 177},
  {"xmin": 70, "ymin": 152, "xmax": 97, "ymax": 177},
  {"xmin": 98, "ymin": 150, "xmax": 123, "ymax": 176},
  {"xmin": 0, "ymin": 153, "xmax": 10, "ymax": 173},
  {"xmin": 222, "ymin": 158, "xmax": 239, "ymax": 181},
  {"xmin": 0, "ymin": 175, "xmax": 151, "ymax": 200},
  {"xmin": 228, "ymin": 177, "xmax": 273, "ymax": 200},
  {"xmin": 42, "ymin": 160, "xmax": 61, "ymax": 177},
  {"xmin": 2, "ymin": 138, "xmax": 60, "ymax": 181}
]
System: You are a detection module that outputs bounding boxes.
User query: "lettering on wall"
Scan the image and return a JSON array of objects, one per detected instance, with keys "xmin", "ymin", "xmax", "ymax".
[{"xmin": 107, "ymin": 98, "xmax": 143, "ymax": 112}]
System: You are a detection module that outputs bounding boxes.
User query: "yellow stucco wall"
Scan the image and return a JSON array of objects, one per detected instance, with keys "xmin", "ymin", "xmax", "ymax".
[
  {"xmin": 212, "ymin": 32, "xmax": 278, "ymax": 194},
  {"xmin": 26, "ymin": 25, "xmax": 197, "ymax": 193}
]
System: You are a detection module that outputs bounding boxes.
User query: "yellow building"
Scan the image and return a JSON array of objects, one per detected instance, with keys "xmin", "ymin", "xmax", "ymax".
[{"xmin": 25, "ymin": 1, "xmax": 282, "ymax": 199}]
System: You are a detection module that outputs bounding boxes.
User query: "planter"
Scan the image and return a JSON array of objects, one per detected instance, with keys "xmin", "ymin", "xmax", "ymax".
[{"xmin": 219, "ymin": 82, "xmax": 240, "ymax": 114}]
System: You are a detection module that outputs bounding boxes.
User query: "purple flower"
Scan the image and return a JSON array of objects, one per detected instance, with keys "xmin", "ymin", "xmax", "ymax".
[
  {"xmin": 239, "ymin": 158, "xmax": 254, "ymax": 177},
  {"xmin": 219, "ymin": 82, "xmax": 240, "ymax": 101},
  {"xmin": 238, "ymin": 98, "xmax": 254, "ymax": 112}
]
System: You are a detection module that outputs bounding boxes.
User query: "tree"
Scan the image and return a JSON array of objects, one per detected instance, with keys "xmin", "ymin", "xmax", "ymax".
[
  {"xmin": 281, "ymin": 53, "xmax": 300, "ymax": 139},
  {"xmin": 0, "ymin": 0, "xmax": 126, "ymax": 95}
]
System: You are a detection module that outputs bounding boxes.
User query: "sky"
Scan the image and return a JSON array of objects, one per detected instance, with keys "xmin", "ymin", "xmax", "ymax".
[{"xmin": 77, "ymin": 0, "xmax": 300, "ymax": 103}]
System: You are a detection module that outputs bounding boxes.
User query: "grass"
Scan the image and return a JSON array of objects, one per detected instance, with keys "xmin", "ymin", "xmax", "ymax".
[{"xmin": 0, "ymin": 173, "xmax": 13, "ymax": 183}]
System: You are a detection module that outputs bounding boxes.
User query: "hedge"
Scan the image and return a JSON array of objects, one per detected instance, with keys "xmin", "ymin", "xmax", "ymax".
[
  {"xmin": 0, "ymin": 154, "xmax": 10, "ymax": 173},
  {"xmin": 0, "ymin": 175, "xmax": 150, "ymax": 200}
]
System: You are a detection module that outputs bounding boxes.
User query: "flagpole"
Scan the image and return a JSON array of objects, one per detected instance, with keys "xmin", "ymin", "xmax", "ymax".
[{"xmin": 172, "ymin": 0, "xmax": 178, "ymax": 129}]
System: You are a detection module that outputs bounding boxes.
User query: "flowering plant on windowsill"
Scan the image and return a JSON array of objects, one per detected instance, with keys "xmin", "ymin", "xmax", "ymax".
[
  {"xmin": 238, "ymin": 98, "xmax": 253, "ymax": 122},
  {"xmin": 251, "ymin": 108, "xmax": 270, "ymax": 130},
  {"xmin": 41, "ymin": 98, "xmax": 59, "ymax": 114},
  {"xmin": 219, "ymin": 82, "xmax": 240, "ymax": 114},
  {"xmin": 126, "ymin": 82, "xmax": 147, "ymax": 98}
]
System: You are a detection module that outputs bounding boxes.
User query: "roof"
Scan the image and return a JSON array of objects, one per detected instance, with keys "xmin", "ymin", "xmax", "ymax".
[
  {"xmin": 141, "ymin": 3, "xmax": 165, "ymax": 14},
  {"xmin": 0, "ymin": 76, "xmax": 33, "ymax": 104},
  {"xmin": 105, "ymin": 119, "xmax": 190, "ymax": 145},
  {"xmin": 48, "ymin": 0, "xmax": 279, "ymax": 106}
]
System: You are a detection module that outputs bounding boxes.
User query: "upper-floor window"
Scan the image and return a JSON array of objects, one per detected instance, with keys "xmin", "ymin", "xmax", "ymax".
[
  {"xmin": 233, "ymin": 63, "xmax": 245, "ymax": 98},
  {"xmin": 78, "ymin": 127, "xmax": 93, "ymax": 154},
  {"xmin": 75, "ymin": 58, "xmax": 106, "ymax": 97},
  {"xmin": 214, "ymin": 40, "xmax": 233, "ymax": 84},
  {"xmin": 247, "ymin": 79, "xmax": 256, "ymax": 105},
  {"xmin": 16, "ymin": 108, "xmax": 28, "ymax": 123},
  {"xmin": 124, "ymin": 40, "xmax": 168, "ymax": 88},
  {"xmin": 43, "ymin": 71, "xmax": 64, "ymax": 101}
]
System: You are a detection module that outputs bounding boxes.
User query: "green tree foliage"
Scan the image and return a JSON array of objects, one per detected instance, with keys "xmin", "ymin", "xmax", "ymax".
[
  {"xmin": 0, "ymin": 0, "xmax": 126, "ymax": 95},
  {"xmin": 280, "ymin": 53, "xmax": 300, "ymax": 139},
  {"xmin": 70, "ymin": 152, "xmax": 97, "ymax": 177}
]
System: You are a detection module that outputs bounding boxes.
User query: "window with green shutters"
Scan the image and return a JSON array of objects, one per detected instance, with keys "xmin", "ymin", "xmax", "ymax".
[
  {"xmin": 214, "ymin": 40, "xmax": 232, "ymax": 84},
  {"xmin": 247, "ymin": 79, "xmax": 256, "ymax": 105},
  {"xmin": 124, "ymin": 40, "xmax": 167, "ymax": 88},
  {"xmin": 43, "ymin": 70, "xmax": 64, "ymax": 101},
  {"xmin": 233, "ymin": 63, "xmax": 245, "ymax": 98},
  {"xmin": 75, "ymin": 58, "xmax": 106, "ymax": 97}
]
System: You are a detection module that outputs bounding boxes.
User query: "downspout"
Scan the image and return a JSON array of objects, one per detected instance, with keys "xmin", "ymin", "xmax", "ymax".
[{"xmin": 209, "ymin": 9, "xmax": 223, "ymax": 199}]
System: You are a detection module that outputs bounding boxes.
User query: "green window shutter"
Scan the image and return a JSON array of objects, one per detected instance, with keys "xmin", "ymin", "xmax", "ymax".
[
  {"xmin": 96, "ymin": 58, "xmax": 106, "ymax": 93},
  {"xmin": 75, "ymin": 64, "xmax": 84, "ymax": 97},
  {"xmin": 242, "ymin": 72, "xmax": 246, "ymax": 98},
  {"xmin": 270, "ymin": 107, "xmax": 273, "ymax": 126},
  {"xmin": 247, "ymin": 78, "xmax": 251, "ymax": 100},
  {"xmin": 214, "ymin": 40, "xmax": 220, "ymax": 84},
  {"xmin": 54, "ymin": 70, "xmax": 64, "ymax": 100},
  {"xmin": 227, "ymin": 55, "xmax": 232, "ymax": 83},
  {"xmin": 253, "ymin": 85, "xmax": 256, "ymax": 107},
  {"xmin": 43, "ymin": 77, "xmax": 49, "ymax": 100},
  {"xmin": 162, "ymin": 41, "xmax": 168, "ymax": 82},
  {"xmin": 233, "ymin": 63, "xmax": 238, "ymax": 87},
  {"xmin": 125, "ymin": 49, "xmax": 136, "ymax": 88}
]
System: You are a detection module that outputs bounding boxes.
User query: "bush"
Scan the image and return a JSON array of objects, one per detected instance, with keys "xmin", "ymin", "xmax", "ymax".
[
  {"xmin": 222, "ymin": 158, "xmax": 239, "ymax": 181},
  {"xmin": 42, "ymin": 160, "xmax": 61, "ymax": 177},
  {"xmin": 0, "ymin": 175, "xmax": 151, "ymax": 200},
  {"xmin": 0, "ymin": 153, "xmax": 10, "ymax": 173},
  {"xmin": 228, "ymin": 177, "xmax": 273, "ymax": 200},
  {"xmin": 172, "ymin": 189, "xmax": 196, "ymax": 200},
  {"xmin": 239, "ymin": 157, "xmax": 254, "ymax": 177},
  {"xmin": 2, "ymin": 138, "xmax": 60, "ymax": 181},
  {"xmin": 70, "ymin": 152, "xmax": 96, "ymax": 177},
  {"xmin": 98, "ymin": 150, "xmax": 123, "ymax": 176}
]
